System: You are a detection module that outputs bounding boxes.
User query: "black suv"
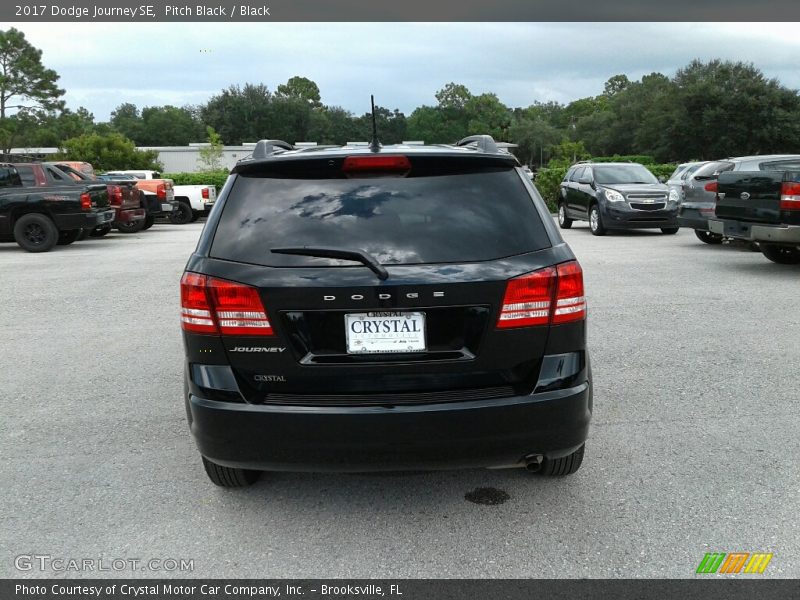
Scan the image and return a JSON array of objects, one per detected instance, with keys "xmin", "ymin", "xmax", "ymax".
[
  {"xmin": 181, "ymin": 135, "xmax": 592, "ymax": 487},
  {"xmin": 558, "ymin": 162, "xmax": 678, "ymax": 235}
]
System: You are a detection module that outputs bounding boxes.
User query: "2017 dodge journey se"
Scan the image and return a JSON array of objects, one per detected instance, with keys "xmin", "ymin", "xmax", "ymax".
[{"xmin": 180, "ymin": 134, "xmax": 592, "ymax": 487}]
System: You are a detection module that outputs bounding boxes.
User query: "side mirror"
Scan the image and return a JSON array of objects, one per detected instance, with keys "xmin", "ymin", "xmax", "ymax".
[{"xmin": 578, "ymin": 175, "xmax": 593, "ymax": 185}]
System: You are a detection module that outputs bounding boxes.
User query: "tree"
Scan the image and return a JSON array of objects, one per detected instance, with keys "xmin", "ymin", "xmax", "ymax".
[
  {"xmin": 0, "ymin": 27, "xmax": 65, "ymax": 152},
  {"xmin": 52, "ymin": 132, "xmax": 162, "ymax": 171},
  {"xmin": 276, "ymin": 76, "xmax": 322, "ymax": 108},
  {"xmin": 201, "ymin": 83, "xmax": 273, "ymax": 144},
  {"xmin": 197, "ymin": 126, "xmax": 224, "ymax": 171}
]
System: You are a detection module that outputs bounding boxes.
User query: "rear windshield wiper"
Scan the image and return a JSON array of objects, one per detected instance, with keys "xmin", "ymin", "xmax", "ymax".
[{"xmin": 271, "ymin": 246, "xmax": 389, "ymax": 281}]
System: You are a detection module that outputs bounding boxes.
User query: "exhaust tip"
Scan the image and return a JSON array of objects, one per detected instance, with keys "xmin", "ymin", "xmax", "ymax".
[{"xmin": 524, "ymin": 454, "xmax": 543, "ymax": 473}]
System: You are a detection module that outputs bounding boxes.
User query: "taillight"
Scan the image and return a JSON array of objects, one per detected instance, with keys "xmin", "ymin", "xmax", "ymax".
[
  {"xmin": 342, "ymin": 155, "xmax": 411, "ymax": 173},
  {"xmin": 497, "ymin": 267, "xmax": 556, "ymax": 328},
  {"xmin": 780, "ymin": 181, "xmax": 800, "ymax": 211},
  {"xmin": 704, "ymin": 181, "xmax": 718, "ymax": 193},
  {"xmin": 180, "ymin": 273, "xmax": 274, "ymax": 337},
  {"xmin": 79, "ymin": 192, "xmax": 91, "ymax": 211},
  {"xmin": 157, "ymin": 183, "xmax": 166, "ymax": 200},
  {"xmin": 180, "ymin": 273, "xmax": 216, "ymax": 334},
  {"xmin": 497, "ymin": 260, "xmax": 586, "ymax": 329},
  {"xmin": 107, "ymin": 185, "xmax": 123, "ymax": 206},
  {"xmin": 202, "ymin": 187, "xmax": 210, "ymax": 199},
  {"xmin": 552, "ymin": 261, "xmax": 587, "ymax": 324}
]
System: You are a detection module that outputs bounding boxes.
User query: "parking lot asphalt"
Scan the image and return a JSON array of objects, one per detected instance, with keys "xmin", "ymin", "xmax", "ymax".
[{"xmin": 1, "ymin": 222, "xmax": 798, "ymax": 579}]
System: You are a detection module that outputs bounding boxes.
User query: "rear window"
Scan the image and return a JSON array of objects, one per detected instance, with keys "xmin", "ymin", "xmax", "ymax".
[
  {"xmin": 211, "ymin": 169, "xmax": 550, "ymax": 267},
  {"xmin": 759, "ymin": 159, "xmax": 800, "ymax": 172},
  {"xmin": 692, "ymin": 161, "xmax": 734, "ymax": 179}
]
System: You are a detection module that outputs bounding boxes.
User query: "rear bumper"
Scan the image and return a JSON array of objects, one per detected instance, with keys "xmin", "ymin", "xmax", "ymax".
[
  {"xmin": 709, "ymin": 219, "xmax": 800, "ymax": 244},
  {"xmin": 678, "ymin": 206, "xmax": 714, "ymax": 230},
  {"xmin": 53, "ymin": 209, "xmax": 115, "ymax": 230},
  {"xmin": 602, "ymin": 203, "xmax": 678, "ymax": 229},
  {"xmin": 114, "ymin": 207, "xmax": 146, "ymax": 224},
  {"xmin": 187, "ymin": 382, "xmax": 591, "ymax": 472}
]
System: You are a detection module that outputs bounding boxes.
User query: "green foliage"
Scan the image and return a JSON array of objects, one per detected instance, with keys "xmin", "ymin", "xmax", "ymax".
[
  {"xmin": 590, "ymin": 155, "xmax": 657, "ymax": 164},
  {"xmin": 164, "ymin": 170, "xmax": 230, "ymax": 192},
  {"xmin": 53, "ymin": 132, "xmax": 162, "ymax": 171},
  {"xmin": 276, "ymin": 76, "xmax": 322, "ymax": 108},
  {"xmin": 197, "ymin": 126, "xmax": 224, "ymax": 171},
  {"xmin": 534, "ymin": 165, "xmax": 568, "ymax": 212},
  {"xmin": 0, "ymin": 27, "xmax": 65, "ymax": 151}
]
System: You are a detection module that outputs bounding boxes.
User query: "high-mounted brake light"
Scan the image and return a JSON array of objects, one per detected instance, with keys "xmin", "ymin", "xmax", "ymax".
[
  {"xmin": 704, "ymin": 181, "xmax": 718, "ymax": 193},
  {"xmin": 202, "ymin": 187, "xmax": 210, "ymax": 199},
  {"xmin": 497, "ymin": 260, "xmax": 585, "ymax": 329},
  {"xmin": 180, "ymin": 273, "xmax": 274, "ymax": 336},
  {"xmin": 108, "ymin": 185, "xmax": 123, "ymax": 206},
  {"xmin": 780, "ymin": 181, "xmax": 800, "ymax": 211},
  {"xmin": 342, "ymin": 155, "xmax": 411, "ymax": 172},
  {"xmin": 79, "ymin": 192, "xmax": 92, "ymax": 211}
]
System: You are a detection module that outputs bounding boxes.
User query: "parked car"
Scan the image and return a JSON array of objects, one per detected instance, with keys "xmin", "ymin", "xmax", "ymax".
[
  {"xmin": 0, "ymin": 163, "xmax": 114, "ymax": 252},
  {"xmin": 682, "ymin": 154, "xmax": 800, "ymax": 247},
  {"xmin": 170, "ymin": 184, "xmax": 217, "ymax": 224},
  {"xmin": 674, "ymin": 160, "xmax": 731, "ymax": 244},
  {"xmin": 102, "ymin": 170, "xmax": 176, "ymax": 229},
  {"xmin": 709, "ymin": 157, "xmax": 800, "ymax": 264},
  {"xmin": 47, "ymin": 163, "xmax": 145, "ymax": 235},
  {"xmin": 557, "ymin": 162, "xmax": 678, "ymax": 236},
  {"xmin": 666, "ymin": 161, "xmax": 705, "ymax": 187},
  {"xmin": 181, "ymin": 135, "xmax": 592, "ymax": 487}
]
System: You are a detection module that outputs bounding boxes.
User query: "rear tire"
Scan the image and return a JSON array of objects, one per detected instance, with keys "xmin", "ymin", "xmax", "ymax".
[
  {"xmin": 202, "ymin": 457, "xmax": 260, "ymax": 488},
  {"xmin": 116, "ymin": 219, "xmax": 144, "ymax": 234},
  {"xmin": 90, "ymin": 225, "xmax": 112, "ymax": 238},
  {"xmin": 57, "ymin": 229, "xmax": 82, "ymax": 245},
  {"xmin": 13, "ymin": 213, "xmax": 59, "ymax": 252},
  {"xmin": 589, "ymin": 205, "xmax": 606, "ymax": 236},
  {"xmin": 557, "ymin": 203, "xmax": 573, "ymax": 229},
  {"xmin": 661, "ymin": 227, "xmax": 679, "ymax": 235},
  {"xmin": 142, "ymin": 215, "xmax": 155, "ymax": 230},
  {"xmin": 760, "ymin": 243, "xmax": 800, "ymax": 264},
  {"xmin": 538, "ymin": 444, "xmax": 585, "ymax": 476},
  {"xmin": 169, "ymin": 201, "xmax": 193, "ymax": 225},
  {"xmin": 695, "ymin": 229, "xmax": 723, "ymax": 244}
]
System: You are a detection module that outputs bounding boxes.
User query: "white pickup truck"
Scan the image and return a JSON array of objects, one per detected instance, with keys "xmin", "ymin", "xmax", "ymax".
[{"xmin": 104, "ymin": 170, "xmax": 217, "ymax": 224}]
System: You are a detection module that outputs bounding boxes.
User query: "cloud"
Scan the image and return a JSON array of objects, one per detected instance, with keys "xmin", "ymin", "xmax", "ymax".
[{"xmin": 14, "ymin": 22, "xmax": 800, "ymax": 120}]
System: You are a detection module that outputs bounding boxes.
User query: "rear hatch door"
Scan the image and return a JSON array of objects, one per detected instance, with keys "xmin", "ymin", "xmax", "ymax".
[{"xmin": 203, "ymin": 154, "xmax": 570, "ymax": 402}]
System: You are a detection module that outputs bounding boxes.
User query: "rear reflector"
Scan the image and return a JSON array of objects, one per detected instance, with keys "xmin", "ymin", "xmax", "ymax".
[
  {"xmin": 497, "ymin": 260, "xmax": 585, "ymax": 329},
  {"xmin": 342, "ymin": 155, "xmax": 411, "ymax": 173},
  {"xmin": 704, "ymin": 181, "xmax": 718, "ymax": 193},
  {"xmin": 180, "ymin": 273, "xmax": 274, "ymax": 336},
  {"xmin": 780, "ymin": 181, "xmax": 800, "ymax": 210}
]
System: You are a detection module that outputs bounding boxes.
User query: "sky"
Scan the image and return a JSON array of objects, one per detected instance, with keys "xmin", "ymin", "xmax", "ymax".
[{"xmin": 12, "ymin": 22, "xmax": 800, "ymax": 121}]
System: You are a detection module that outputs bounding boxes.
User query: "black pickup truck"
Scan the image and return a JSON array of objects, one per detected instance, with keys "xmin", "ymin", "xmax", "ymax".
[
  {"xmin": 0, "ymin": 163, "xmax": 115, "ymax": 252},
  {"xmin": 709, "ymin": 169, "xmax": 800, "ymax": 264}
]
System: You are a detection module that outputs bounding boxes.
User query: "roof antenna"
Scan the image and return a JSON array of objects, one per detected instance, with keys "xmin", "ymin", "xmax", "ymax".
[{"xmin": 369, "ymin": 95, "xmax": 380, "ymax": 153}]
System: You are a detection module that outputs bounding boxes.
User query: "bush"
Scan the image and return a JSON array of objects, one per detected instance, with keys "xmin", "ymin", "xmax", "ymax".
[
  {"xmin": 534, "ymin": 164, "xmax": 569, "ymax": 212},
  {"xmin": 53, "ymin": 132, "xmax": 162, "ymax": 171},
  {"xmin": 163, "ymin": 170, "xmax": 230, "ymax": 193}
]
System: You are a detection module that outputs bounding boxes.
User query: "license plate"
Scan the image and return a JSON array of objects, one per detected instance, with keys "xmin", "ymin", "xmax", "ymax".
[{"xmin": 345, "ymin": 312, "xmax": 426, "ymax": 354}]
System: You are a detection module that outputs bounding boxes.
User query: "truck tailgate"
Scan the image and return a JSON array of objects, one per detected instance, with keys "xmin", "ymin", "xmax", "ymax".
[{"xmin": 715, "ymin": 171, "xmax": 784, "ymax": 224}]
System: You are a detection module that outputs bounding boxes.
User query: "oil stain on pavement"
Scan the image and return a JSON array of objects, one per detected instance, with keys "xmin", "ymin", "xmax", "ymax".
[{"xmin": 464, "ymin": 487, "xmax": 510, "ymax": 505}]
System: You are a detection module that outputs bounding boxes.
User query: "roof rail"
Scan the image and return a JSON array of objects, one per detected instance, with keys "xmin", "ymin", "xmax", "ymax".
[
  {"xmin": 252, "ymin": 139, "xmax": 294, "ymax": 159},
  {"xmin": 456, "ymin": 135, "xmax": 499, "ymax": 153}
]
